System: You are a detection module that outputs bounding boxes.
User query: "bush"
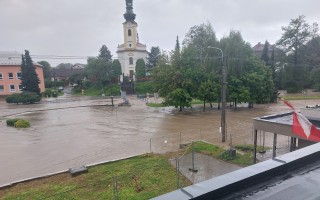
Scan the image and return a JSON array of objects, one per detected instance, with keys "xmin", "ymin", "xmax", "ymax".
[
  {"xmin": 6, "ymin": 92, "xmax": 41, "ymax": 104},
  {"xmin": 14, "ymin": 119, "xmax": 30, "ymax": 128},
  {"xmin": 6, "ymin": 119, "xmax": 20, "ymax": 127},
  {"xmin": 42, "ymin": 89, "xmax": 59, "ymax": 98},
  {"xmin": 135, "ymin": 81, "xmax": 154, "ymax": 94}
]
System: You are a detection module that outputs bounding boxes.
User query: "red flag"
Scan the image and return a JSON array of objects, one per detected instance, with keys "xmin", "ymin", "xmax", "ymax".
[
  {"xmin": 283, "ymin": 100, "xmax": 295, "ymax": 110},
  {"xmin": 292, "ymin": 111, "xmax": 320, "ymax": 142}
]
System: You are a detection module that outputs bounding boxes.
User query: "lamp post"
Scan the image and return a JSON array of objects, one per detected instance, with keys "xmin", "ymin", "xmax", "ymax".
[{"xmin": 208, "ymin": 46, "xmax": 226, "ymax": 143}]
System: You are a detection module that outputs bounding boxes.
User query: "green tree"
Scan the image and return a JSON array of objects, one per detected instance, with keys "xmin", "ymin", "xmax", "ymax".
[
  {"xmin": 276, "ymin": 16, "xmax": 319, "ymax": 92},
  {"xmin": 99, "ymin": 45, "xmax": 112, "ymax": 63},
  {"xmin": 21, "ymin": 50, "xmax": 41, "ymax": 95},
  {"xmin": 38, "ymin": 61, "xmax": 52, "ymax": 79},
  {"xmin": 182, "ymin": 22, "xmax": 218, "ymax": 66},
  {"xmin": 171, "ymin": 36, "xmax": 181, "ymax": 66},
  {"xmin": 147, "ymin": 47, "xmax": 161, "ymax": 68},
  {"xmin": 163, "ymin": 88, "xmax": 192, "ymax": 111},
  {"xmin": 277, "ymin": 15, "xmax": 317, "ymax": 65},
  {"xmin": 261, "ymin": 40, "xmax": 270, "ymax": 65},
  {"xmin": 111, "ymin": 59, "xmax": 122, "ymax": 77},
  {"xmin": 86, "ymin": 57, "xmax": 112, "ymax": 87},
  {"xmin": 56, "ymin": 63, "xmax": 73, "ymax": 69},
  {"xmin": 198, "ymin": 74, "xmax": 219, "ymax": 111},
  {"xmin": 135, "ymin": 59, "xmax": 146, "ymax": 78}
]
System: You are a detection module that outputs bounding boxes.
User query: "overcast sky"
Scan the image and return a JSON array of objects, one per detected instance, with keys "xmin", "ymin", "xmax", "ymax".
[{"xmin": 1, "ymin": 0, "xmax": 320, "ymax": 66}]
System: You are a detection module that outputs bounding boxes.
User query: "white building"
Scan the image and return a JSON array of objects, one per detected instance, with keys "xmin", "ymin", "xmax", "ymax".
[{"xmin": 117, "ymin": 0, "xmax": 147, "ymax": 77}]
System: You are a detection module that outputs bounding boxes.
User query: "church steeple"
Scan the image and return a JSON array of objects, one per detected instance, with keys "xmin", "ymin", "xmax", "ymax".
[{"xmin": 124, "ymin": 0, "xmax": 136, "ymax": 22}]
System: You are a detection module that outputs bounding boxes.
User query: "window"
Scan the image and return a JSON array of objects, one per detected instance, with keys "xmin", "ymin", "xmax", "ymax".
[
  {"xmin": 128, "ymin": 29, "xmax": 132, "ymax": 37},
  {"xmin": 0, "ymin": 85, "xmax": 4, "ymax": 92},
  {"xmin": 18, "ymin": 84, "xmax": 23, "ymax": 91},
  {"xmin": 10, "ymin": 85, "xmax": 15, "ymax": 92},
  {"xmin": 129, "ymin": 57, "xmax": 133, "ymax": 65},
  {"xmin": 8, "ymin": 72, "xmax": 13, "ymax": 79},
  {"xmin": 17, "ymin": 72, "xmax": 22, "ymax": 79},
  {"xmin": 0, "ymin": 72, "xmax": 3, "ymax": 80}
]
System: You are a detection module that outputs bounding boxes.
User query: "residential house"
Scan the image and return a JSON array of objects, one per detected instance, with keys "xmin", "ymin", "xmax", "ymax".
[{"xmin": 0, "ymin": 51, "xmax": 45, "ymax": 96}]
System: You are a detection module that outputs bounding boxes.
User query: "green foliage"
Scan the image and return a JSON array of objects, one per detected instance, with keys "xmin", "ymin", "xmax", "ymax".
[
  {"xmin": 147, "ymin": 103, "xmax": 165, "ymax": 107},
  {"xmin": 135, "ymin": 81, "xmax": 154, "ymax": 94},
  {"xmin": 42, "ymin": 89, "xmax": 59, "ymax": 97},
  {"xmin": 261, "ymin": 40, "xmax": 270, "ymax": 65},
  {"xmin": 38, "ymin": 61, "xmax": 52, "ymax": 79},
  {"xmin": 73, "ymin": 85, "xmax": 120, "ymax": 96},
  {"xmin": 14, "ymin": 119, "xmax": 30, "ymax": 128},
  {"xmin": 98, "ymin": 45, "xmax": 112, "ymax": 63},
  {"xmin": 20, "ymin": 50, "xmax": 41, "ymax": 94},
  {"xmin": 276, "ymin": 16, "xmax": 319, "ymax": 92},
  {"xmin": 56, "ymin": 63, "xmax": 73, "ymax": 69},
  {"xmin": 135, "ymin": 58, "xmax": 146, "ymax": 78},
  {"xmin": 163, "ymin": 88, "xmax": 192, "ymax": 111},
  {"xmin": 234, "ymin": 144, "xmax": 271, "ymax": 153},
  {"xmin": 192, "ymin": 141, "xmax": 253, "ymax": 167},
  {"xmin": 6, "ymin": 92, "xmax": 41, "ymax": 104},
  {"xmin": 6, "ymin": 119, "xmax": 20, "ymax": 127},
  {"xmin": 0, "ymin": 154, "xmax": 190, "ymax": 199},
  {"xmin": 44, "ymin": 80, "xmax": 65, "ymax": 88},
  {"xmin": 86, "ymin": 57, "xmax": 113, "ymax": 87},
  {"xmin": 111, "ymin": 59, "xmax": 122, "ymax": 77},
  {"xmin": 147, "ymin": 46, "xmax": 161, "ymax": 68}
]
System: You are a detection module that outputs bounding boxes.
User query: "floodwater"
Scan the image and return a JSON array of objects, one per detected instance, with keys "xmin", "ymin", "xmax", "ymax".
[{"xmin": 0, "ymin": 91, "xmax": 318, "ymax": 187}]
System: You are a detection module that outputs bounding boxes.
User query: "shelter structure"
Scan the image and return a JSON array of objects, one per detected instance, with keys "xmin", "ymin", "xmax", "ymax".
[{"xmin": 154, "ymin": 106, "xmax": 320, "ymax": 200}]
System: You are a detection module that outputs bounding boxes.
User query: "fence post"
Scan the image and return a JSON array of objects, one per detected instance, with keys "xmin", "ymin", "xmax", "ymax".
[
  {"xmin": 113, "ymin": 176, "xmax": 118, "ymax": 200},
  {"xmin": 179, "ymin": 132, "xmax": 182, "ymax": 149},
  {"xmin": 176, "ymin": 158, "xmax": 180, "ymax": 189},
  {"xmin": 149, "ymin": 138, "xmax": 152, "ymax": 153},
  {"xmin": 189, "ymin": 141, "xmax": 198, "ymax": 173}
]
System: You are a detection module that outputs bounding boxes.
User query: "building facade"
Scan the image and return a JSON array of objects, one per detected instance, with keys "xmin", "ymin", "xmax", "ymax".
[
  {"xmin": 117, "ymin": 0, "xmax": 147, "ymax": 77},
  {"xmin": 0, "ymin": 51, "xmax": 45, "ymax": 96}
]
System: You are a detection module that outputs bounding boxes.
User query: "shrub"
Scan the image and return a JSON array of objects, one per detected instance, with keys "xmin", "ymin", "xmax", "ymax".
[
  {"xmin": 6, "ymin": 119, "xmax": 20, "ymax": 127},
  {"xmin": 14, "ymin": 119, "xmax": 30, "ymax": 128},
  {"xmin": 42, "ymin": 89, "xmax": 59, "ymax": 98},
  {"xmin": 6, "ymin": 92, "xmax": 41, "ymax": 104}
]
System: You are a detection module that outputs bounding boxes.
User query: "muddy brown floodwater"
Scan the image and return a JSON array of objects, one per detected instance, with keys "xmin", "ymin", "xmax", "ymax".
[{"xmin": 0, "ymin": 95, "xmax": 318, "ymax": 187}]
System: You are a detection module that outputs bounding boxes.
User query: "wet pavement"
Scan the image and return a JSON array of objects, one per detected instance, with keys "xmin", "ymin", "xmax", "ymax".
[
  {"xmin": 0, "ymin": 92, "xmax": 318, "ymax": 187},
  {"xmin": 171, "ymin": 153, "xmax": 242, "ymax": 184}
]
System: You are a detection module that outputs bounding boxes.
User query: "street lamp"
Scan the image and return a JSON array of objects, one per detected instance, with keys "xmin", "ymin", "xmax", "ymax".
[{"xmin": 208, "ymin": 46, "xmax": 227, "ymax": 143}]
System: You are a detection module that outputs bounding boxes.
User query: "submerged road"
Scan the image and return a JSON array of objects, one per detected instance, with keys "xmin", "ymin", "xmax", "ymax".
[{"xmin": 0, "ymin": 94, "xmax": 315, "ymax": 187}]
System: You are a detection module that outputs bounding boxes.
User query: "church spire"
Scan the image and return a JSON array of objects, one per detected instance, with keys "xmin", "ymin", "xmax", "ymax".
[{"xmin": 124, "ymin": 0, "xmax": 136, "ymax": 22}]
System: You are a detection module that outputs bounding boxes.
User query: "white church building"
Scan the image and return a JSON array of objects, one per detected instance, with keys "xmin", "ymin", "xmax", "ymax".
[{"xmin": 117, "ymin": 0, "xmax": 147, "ymax": 77}]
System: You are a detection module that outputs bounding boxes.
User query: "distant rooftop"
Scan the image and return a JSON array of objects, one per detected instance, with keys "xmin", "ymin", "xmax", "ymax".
[
  {"xmin": 0, "ymin": 51, "xmax": 22, "ymax": 65},
  {"xmin": 0, "ymin": 51, "xmax": 41, "ymax": 66}
]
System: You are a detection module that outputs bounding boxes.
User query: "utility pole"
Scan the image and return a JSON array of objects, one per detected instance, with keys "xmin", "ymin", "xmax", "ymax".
[
  {"xmin": 221, "ymin": 55, "xmax": 227, "ymax": 143},
  {"xmin": 208, "ymin": 46, "xmax": 226, "ymax": 143}
]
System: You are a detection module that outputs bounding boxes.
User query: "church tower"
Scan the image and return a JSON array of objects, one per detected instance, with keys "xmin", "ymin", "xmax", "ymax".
[{"xmin": 117, "ymin": 0, "xmax": 147, "ymax": 77}]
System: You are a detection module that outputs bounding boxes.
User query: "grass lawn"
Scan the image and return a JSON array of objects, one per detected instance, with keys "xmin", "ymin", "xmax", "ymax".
[
  {"xmin": 0, "ymin": 154, "xmax": 190, "ymax": 200},
  {"xmin": 0, "ymin": 142, "xmax": 257, "ymax": 199},
  {"xmin": 283, "ymin": 95, "xmax": 320, "ymax": 100},
  {"xmin": 191, "ymin": 141, "xmax": 254, "ymax": 167},
  {"xmin": 147, "ymin": 103, "xmax": 165, "ymax": 107}
]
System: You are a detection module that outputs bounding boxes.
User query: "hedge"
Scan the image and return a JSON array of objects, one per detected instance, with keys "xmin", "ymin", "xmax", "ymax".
[
  {"xmin": 6, "ymin": 92, "xmax": 41, "ymax": 104},
  {"xmin": 6, "ymin": 119, "xmax": 20, "ymax": 127}
]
